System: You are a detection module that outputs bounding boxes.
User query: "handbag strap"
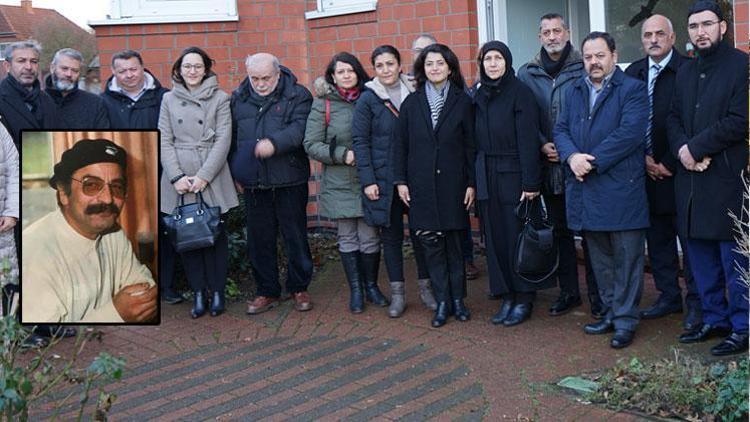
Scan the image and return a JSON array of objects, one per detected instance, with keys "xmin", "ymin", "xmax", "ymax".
[{"xmin": 517, "ymin": 251, "xmax": 560, "ymax": 284}]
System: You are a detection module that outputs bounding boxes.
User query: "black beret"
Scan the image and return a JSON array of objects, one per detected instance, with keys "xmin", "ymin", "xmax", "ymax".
[
  {"xmin": 49, "ymin": 139, "xmax": 127, "ymax": 189},
  {"xmin": 688, "ymin": 0, "xmax": 724, "ymax": 21}
]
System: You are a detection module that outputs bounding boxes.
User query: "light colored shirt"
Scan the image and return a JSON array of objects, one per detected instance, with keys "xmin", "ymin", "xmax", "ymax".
[
  {"xmin": 584, "ymin": 71, "xmax": 615, "ymax": 112},
  {"xmin": 108, "ymin": 72, "xmax": 155, "ymax": 102},
  {"xmin": 647, "ymin": 50, "xmax": 672, "ymax": 88},
  {"xmin": 22, "ymin": 209, "xmax": 155, "ymax": 323}
]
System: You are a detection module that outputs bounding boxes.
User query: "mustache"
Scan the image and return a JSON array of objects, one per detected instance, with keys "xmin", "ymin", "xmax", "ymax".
[{"xmin": 85, "ymin": 203, "xmax": 120, "ymax": 215}]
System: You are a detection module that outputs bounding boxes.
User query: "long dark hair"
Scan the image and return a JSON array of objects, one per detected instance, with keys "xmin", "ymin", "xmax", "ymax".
[
  {"xmin": 324, "ymin": 52, "xmax": 369, "ymax": 91},
  {"xmin": 413, "ymin": 43, "xmax": 465, "ymax": 90},
  {"xmin": 171, "ymin": 46, "xmax": 215, "ymax": 87}
]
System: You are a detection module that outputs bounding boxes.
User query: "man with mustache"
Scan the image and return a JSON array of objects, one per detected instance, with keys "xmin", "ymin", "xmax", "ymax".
[
  {"xmin": 554, "ymin": 32, "xmax": 649, "ymax": 349},
  {"xmin": 22, "ymin": 139, "xmax": 157, "ymax": 323},
  {"xmin": 0, "ymin": 40, "xmax": 59, "ymax": 147},
  {"xmin": 44, "ymin": 48, "xmax": 109, "ymax": 129},
  {"xmin": 667, "ymin": 1, "xmax": 748, "ymax": 356},
  {"xmin": 624, "ymin": 15, "xmax": 702, "ymax": 331}
]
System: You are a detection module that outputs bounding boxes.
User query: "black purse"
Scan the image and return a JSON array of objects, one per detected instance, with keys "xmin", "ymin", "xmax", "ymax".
[
  {"xmin": 162, "ymin": 192, "xmax": 222, "ymax": 253},
  {"xmin": 514, "ymin": 197, "xmax": 559, "ymax": 283}
]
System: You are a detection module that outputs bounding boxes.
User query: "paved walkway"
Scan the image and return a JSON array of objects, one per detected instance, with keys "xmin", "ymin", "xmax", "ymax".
[{"xmin": 34, "ymin": 257, "xmax": 703, "ymax": 420}]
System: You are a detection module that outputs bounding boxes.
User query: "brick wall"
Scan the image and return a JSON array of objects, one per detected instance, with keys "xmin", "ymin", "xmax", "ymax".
[{"xmin": 735, "ymin": 0, "xmax": 748, "ymax": 52}]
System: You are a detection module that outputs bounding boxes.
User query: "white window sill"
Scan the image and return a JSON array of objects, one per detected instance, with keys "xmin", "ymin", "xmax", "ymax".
[
  {"xmin": 89, "ymin": 14, "xmax": 238, "ymax": 26},
  {"xmin": 305, "ymin": 3, "xmax": 376, "ymax": 20}
]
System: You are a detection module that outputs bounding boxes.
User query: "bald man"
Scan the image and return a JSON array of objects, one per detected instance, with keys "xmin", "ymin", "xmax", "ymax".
[
  {"xmin": 228, "ymin": 53, "xmax": 314, "ymax": 315},
  {"xmin": 624, "ymin": 15, "xmax": 701, "ymax": 331}
]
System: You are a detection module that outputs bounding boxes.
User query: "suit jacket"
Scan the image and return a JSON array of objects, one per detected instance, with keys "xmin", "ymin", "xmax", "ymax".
[
  {"xmin": 625, "ymin": 49, "xmax": 687, "ymax": 215},
  {"xmin": 0, "ymin": 76, "xmax": 59, "ymax": 147}
]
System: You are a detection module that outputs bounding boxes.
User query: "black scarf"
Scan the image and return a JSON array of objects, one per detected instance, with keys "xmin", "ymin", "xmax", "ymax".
[
  {"xmin": 478, "ymin": 41, "xmax": 516, "ymax": 96},
  {"xmin": 5, "ymin": 74, "xmax": 44, "ymax": 124},
  {"xmin": 540, "ymin": 41, "xmax": 571, "ymax": 78}
]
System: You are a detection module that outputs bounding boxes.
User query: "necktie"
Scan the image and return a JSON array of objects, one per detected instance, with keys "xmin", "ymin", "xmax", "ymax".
[{"xmin": 644, "ymin": 63, "xmax": 662, "ymax": 156}]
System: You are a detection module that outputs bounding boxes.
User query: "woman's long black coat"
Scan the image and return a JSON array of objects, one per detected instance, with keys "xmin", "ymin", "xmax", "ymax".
[
  {"xmin": 393, "ymin": 86, "xmax": 476, "ymax": 231},
  {"xmin": 473, "ymin": 79, "xmax": 550, "ymax": 294}
]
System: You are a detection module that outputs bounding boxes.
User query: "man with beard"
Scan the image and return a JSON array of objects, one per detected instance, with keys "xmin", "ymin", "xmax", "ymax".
[
  {"xmin": 668, "ymin": 1, "xmax": 748, "ymax": 356},
  {"xmin": 22, "ymin": 139, "xmax": 157, "ymax": 323},
  {"xmin": 624, "ymin": 15, "xmax": 702, "ymax": 331},
  {"xmin": 45, "ymin": 48, "xmax": 109, "ymax": 129},
  {"xmin": 0, "ymin": 40, "xmax": 59, "ymax": 146},
  {"xmin": 517, "ymin": 13, "xmax": 604, "ymax": 318}
]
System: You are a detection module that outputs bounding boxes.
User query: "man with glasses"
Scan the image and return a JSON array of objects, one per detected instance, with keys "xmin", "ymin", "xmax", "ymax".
[
  {"xmin": 668, "ymin": 1, "xmax": 749, "ymax": 356},
  {"xmin": 22, "ymin": 139, "xmax": 157, "ymax": 323}
]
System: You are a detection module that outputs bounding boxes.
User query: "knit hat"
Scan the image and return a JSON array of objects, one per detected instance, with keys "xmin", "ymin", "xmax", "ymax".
[
  {"xmin": 688, "ymin": 0, "xmax": 724, "ymax": 21},
  {"xmin": 49, "ymin": 139, "xmax": 127, "ymax": 189}
]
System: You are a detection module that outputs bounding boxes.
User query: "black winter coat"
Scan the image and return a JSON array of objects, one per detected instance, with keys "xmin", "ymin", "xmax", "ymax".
[
  {"xmin": 625, "ymin": 49, "xmax": 687, "ymax": 216},
  {"xmin": 0, "ymin": 75, "xmax": 59, "ymax": 146},
  {"xmin": 667, "ymin": 42, "xmax": 749, "ymax": 241},
  {"xmin": 229, "ymin": 66, "xmax": 313, "ymax": 188},
  {"xmin": 394, "ymin": 84, "xmax": 476, "ymax": 231},
  {"xmin": 44, "ymin": 74, "xmax": 109, "ymax": 129},
  {"xmin": 100, "ymin": 71, "xmax": 168, "ymax": 129}
]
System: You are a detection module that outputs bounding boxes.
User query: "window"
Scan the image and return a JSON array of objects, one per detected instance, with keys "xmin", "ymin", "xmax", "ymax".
[
  {"xmin": 92, "ymin": 0, "xmax": 238, "ymax": 25},
  {"xmin": 305, "ymin": 0, "xmax": 377, "ymax": 20}
]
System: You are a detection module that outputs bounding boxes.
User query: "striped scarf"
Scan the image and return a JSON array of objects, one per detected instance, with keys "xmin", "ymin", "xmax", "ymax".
[{"xmin": 425, "ymin": 81, "xmax": 449, "ymax": 128}]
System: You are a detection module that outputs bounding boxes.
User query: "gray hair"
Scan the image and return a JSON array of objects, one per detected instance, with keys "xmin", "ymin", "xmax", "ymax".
[
  {"xmin": 3, "ymin": 40, "xmax": 41, "ymax": 62},
  {"xmin": 245, "ymin": 53, "xmax": 280, "ymax": 72},
  {"xmin": 412, "ymin": 34, "xmax": 437, "ymax": 49},
  {"xmin": 51, "ymin": 48, "xmax": 84, "ymax": 66},
  {"xmin": 540, "ymin": 13, "xmax": 569, "ymax": 30}
]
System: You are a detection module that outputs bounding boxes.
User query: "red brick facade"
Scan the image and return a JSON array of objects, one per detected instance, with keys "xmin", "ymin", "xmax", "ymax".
[{"xmin": 735, "ymin": 0, "xmax": 749, "ymax": 52}]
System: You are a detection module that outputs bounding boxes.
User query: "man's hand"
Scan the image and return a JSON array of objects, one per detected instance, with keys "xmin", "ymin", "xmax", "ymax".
[
  {"xmin": 189, "ymin": 176, "xmax": 208, "ymax": 193},
  {"xmin": 234, "ymin": 180, "xmax": 244, "ymax": 194},
  {"xmin": 254, "ymin": 138, "xmax": 275, "ymax": 158},
  {"xmin": 113, "ymin": 283, "xmax": 157, "ymax": 322},
  {"xmin": 344, "ymin": 150, "xmax": 356, "ymax": 166},
  {"xmin": 0, "ymin": 216, "xmax": 17, "ymax": 232},
  {"xmin": 678, "ymin": 144, "xmax": 697, "ymax": 170},
  {"xmin": 694, "ymin": 156, "xmax": 711, "ymax": 172},
  {"xmin": 519, "ymin": 191, "xmax": 540, "ymax": 201},
  {"xmin": 397, "ymin": 184, "xmax": 410, "ymax": 206},
  {"xmin": 541, "ymin": 142, "xmax": 559, "ymax": 162},
  {"xmin": 173, "ymin": 176, "xmax": 192, "ymax": 195},
  {"xmin": 464, "ymin": 187, "xmax": 475, "ymax": 210},
  {"xmin": 364, "ymin": 184, "xmax": 379, "ymax": 201},
  {"xmin": 568, "ymin": 153, "xmax": 595, "ymax": 182}
]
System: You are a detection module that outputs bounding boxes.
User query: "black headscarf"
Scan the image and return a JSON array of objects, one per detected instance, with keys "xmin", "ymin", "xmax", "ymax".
[{"xmin": 478, "ymin": 41, "xmax": 515, "ymax": 94}]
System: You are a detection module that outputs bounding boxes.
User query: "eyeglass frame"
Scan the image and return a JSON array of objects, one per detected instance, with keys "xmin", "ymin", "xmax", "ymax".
[
  {"xmin": 687, "ymin": 20, "xmax": 721, "ymax": 31},
  {"xmin": 70, "ymin": 176, "xmax": 128, "ymax": 199},
  {"xmin": 180, "ymin": 63, "xmax": 205, "ymax": 71}
]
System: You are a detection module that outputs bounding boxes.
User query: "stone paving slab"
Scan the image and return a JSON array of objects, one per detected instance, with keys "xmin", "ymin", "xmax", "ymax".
[{"xmin": 30, "ymin": 256, "xmax": 695, "ymax": 420}]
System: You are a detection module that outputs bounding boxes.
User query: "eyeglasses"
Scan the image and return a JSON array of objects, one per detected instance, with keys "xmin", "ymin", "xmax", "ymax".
[
  {"xmin": 71, "ymin": 176, "xmax": 127, "ymax": 199},
  {"xmin": 688, "ymin": 20, "xmax": 720, "ymax": 31},
  {"xmin": 181, "ymin": 64, "xmax": 205, "ymax": 71}
]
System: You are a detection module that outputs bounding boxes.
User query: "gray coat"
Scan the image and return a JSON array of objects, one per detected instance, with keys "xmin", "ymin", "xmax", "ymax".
[
  {"xmin": 304, "ymin": 78, "xmax": 362, "ymax": 219},
  {"xmin": 0, "ymin": 123, "xmax": 18, "ymax": 287},
  {"xmin": 159, "ymin": 75, "xmax": 239, "ymax": 214}
]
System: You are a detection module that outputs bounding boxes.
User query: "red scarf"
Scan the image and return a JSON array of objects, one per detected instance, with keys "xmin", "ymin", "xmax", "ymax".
[{"xmin": 336, "ymin": 85, "xmax": 360, "ymax": 103}]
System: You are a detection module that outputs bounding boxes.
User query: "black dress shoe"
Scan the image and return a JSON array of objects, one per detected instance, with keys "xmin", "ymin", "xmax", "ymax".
[
  {"xmin": 679, "ymin": 323, "xmax": 731, "ymax": 344},
  {"xmin": 711, "ymin": 332, "xmax": 749, "ymax": 356},
  {"xmin": 610, "ymin": 329, "xmax": 635, "ymax": 349},
  {"xmin": 191, "ymin": 290, "xmax": 207, "ymax": 319},
  {"xmin": 640, "ymin": 297, "xmax": 682, "ymax": 319},
  {"xmin": 162, "ymin": 289, "xmax": 184, "ymax": 305},
  {"xmin": 491, "ymin": 300, "xmax": 514, "ymax": 325},
  {"xmin": 432, "ymin": 302, "xmax": 450, "ymax": 327},
  {"xmin": 502, "ymin": 303, "xmax": 532, "ymax": 327},
  {"xmin": 683, "ymin": 304, "xmax": 703, "ymax": 331},
  {"xmin": 453, "ymin": 299, "xmax": 471, "ymax": 322},
  {"xmin": 210, "ymin": 291, "xmax": 225, "ymax": 317},
  {"xmin": 584, "ymin": 319, "xmax": 614, "ymax": 335},
  {"xmin": 590, "ymin": 301, "xmax": 608, "ymax": 320},
  {"xmin": 549, "ymin": 293, "xmax": 582, "ymax": 316}
]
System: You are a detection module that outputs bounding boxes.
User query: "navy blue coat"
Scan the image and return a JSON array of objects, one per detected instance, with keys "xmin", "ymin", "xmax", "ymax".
[
  {"xmin": 100, "ymin": 71, "xmax": 168, "ymax": 130},
  {"xmin": 394, "ymin": 84, "xmax": 476, "ymax": 231},
  {"xmin": 229, "ymin": 66, "xmax": 313, "ymax": 188},
  {"xmin": 0, "ymin": 75, "xmax": 59, "ymax": 146},
  {"xmin": 625, "ymin": 49, "xmax": 687, "ymax": 216},
  {"xmin": 351, "ymin": 79, "xmax": 408, "ymax": 227},
  {"xmin": 667, "ymin": 42, "xmax": 749, "ymax": 241},
  {"xmin": 45, "ymin": 74, "xmax": 109, "ymax": 129},
  {"xmin": 553, "ymin": 68, "xmax": 649, "ymax": 231}
]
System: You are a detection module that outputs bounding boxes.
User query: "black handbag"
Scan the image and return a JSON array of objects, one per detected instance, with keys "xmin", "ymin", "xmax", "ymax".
[
  {"xmin": 514, "ymin": 197, "xmax": 559, "ymax": 283},
  {"xmin": 162, "ymin": 192, "xmax": 222, "ymax": 253}
]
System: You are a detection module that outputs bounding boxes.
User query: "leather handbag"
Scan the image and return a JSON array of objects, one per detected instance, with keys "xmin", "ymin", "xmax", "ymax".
[
  {"xmin": 162, "ymin": 192, "xmax": 221, "ymax": 253},
  {"xmin": 514, "ymin": 197, "xmax": 559, "ymax": 283}
]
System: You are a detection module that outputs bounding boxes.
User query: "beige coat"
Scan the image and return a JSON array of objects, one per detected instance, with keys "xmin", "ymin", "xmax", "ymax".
[{"xmin": 159, "ymin": 75, "xmax": 238, "ymax": 214}]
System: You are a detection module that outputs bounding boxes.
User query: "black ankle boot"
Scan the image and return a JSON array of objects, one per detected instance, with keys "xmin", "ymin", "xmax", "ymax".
[
  {"xmin": 503, "ymin": 303, "xmax": 532, "ymax": 326},
  {"xmin": 360, "ymin": 252, "xmax": 389, "ymax": 306},
  {"xmin": 191, "ymin": 290, "xmax": 207, "ymax": 319},
  {"xmin": 453, "ymin": 299, "xmax": 471, "ymax": 321},
  {"xmin": 340, "ymin": 251, "xmax": 364, "ymax": 313},
  {"xmin": 210, "ymin": 290, "xmax": 225, "ymax": 316},
  {"xmin": 432, "ymin": 301, "xmax": 450, "ymax": 327}
]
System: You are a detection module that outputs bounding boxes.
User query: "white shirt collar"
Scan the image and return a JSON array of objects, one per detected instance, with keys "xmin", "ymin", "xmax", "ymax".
[{"xmin": 648, "ymin": 49, "xmax": 673, "ymax": 70}]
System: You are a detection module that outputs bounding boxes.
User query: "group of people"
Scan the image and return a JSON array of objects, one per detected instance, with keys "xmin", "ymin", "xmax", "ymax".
[{"xmin": 0, "ymin": 0, "xmax": 746, "ymax": 356}]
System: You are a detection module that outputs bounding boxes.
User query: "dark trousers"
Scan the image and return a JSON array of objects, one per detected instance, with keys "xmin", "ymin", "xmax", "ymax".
[
  {"xmin": 646, "ymin": 213, "xmax": 700, "ymax": 307},
  {"xmin": 417, "ymin": 230, "xmax": 465, "ymax": 302},
  {"xmin": 462, "ymin": 214, "xmax": 474, "ymax": 262},
  {"xmin": 686, "ymin": 239, "xmax": 749, "ymax": 334},
  {"xmin": 159, "ymin": 213, "xmax": 178, "ymax": 292},
  {"xmin": 180, "ymin": 227, "xmax": 228, "ymax": 293},
  {"xmin": 245, "ymin": 184, "xmax": 313, "ymax": 297},
  {"xmin": 585, "ymin": 229, "xmax": 646, "ymax": 331},
  {"xmin": 545, "ymin": 193, "xmax": 580, "ymax": 296},
  {"xmin": 380, "ymin": 191, "xmax": 430, "ymax": 282}
]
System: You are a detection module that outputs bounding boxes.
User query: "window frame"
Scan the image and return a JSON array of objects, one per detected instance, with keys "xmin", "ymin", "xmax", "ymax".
[
  {"xmin": 91, "ymin": 0, "xmax": 238, "ymax": 25},
  {"xmin": 304, "ymin": 0, "xmax": 377, "ymax": 20}
]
